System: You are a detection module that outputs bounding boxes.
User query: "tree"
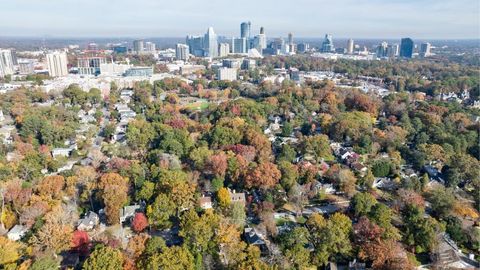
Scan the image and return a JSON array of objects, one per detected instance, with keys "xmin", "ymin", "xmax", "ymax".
[
  {"xmin": 207, "ymin": 152, "xmax": 228, "ymax": 177},
  {"xmin": 29, "ymin": 207, "xmax": 74, "ymax": 253},
  {"xmin": 278, "ymin": 161, "xmax": 299, "ymax": 191},
  {"xmin": 302, "ymin": 134, "xmax": 334, "ymax": 162},
  {"xmin": 369, "ymin": 203, "xmax": 400, "ymax": 240},
  {"xmin": 98, "ymin": 173, "xmax": 129, "ymax": 224},
  {"xmin": 30, "ymin": 256, "xmax": 59, "ymax": 270},
  {"xmin": 217, "ymin": 187, "xmax": 231, "ymax": 208},
  {"xmin": 144, "ymin": 246, "xmax": 194, "ymax": 270},
  {"xmin": 277, "ymin": 144, "xmax": 296, "ymax": 162},
  {"xmin": 307, "ymin": 213, "xmax": 352, "ymax": 266},
  {"xmin": 351, "ymin": 192, "xmax": 377, "ymax": 217},
  {"xmin": 179, "ymin": 209, "xmax": 219, "ymax": 254},
  {"xmin": 428, "ymin": 186, "xmax": 455, "ymax": 218},
  {"xmin": 147, "ymin": 193, "xmax": 175, "ymax": 229},
  {"xmin": 82, "ymin": 245, "xmax": 124, "ymax": 270},
  {"xmin": 37, "ymin": 175, "xmax": 65, "ymax": 199},
  {"xmin": 126, "ymin": 119, "xmax": 155, "ymax": 152},
  {"xmin": 132, "ymin": 213, "xmax": 149, "ymax": 233},
  {"xmin": 402, "ymin": 204, "xmax": 437, "ymax": 253},
  {"xmin": 0, "ymin": 236, "xmax": 22, "ymax": 265},
  {"xmin": 72, "ymin": 230, "xmax": 90, "ymax": 255},
  {"xmin": 371, "ymin": 159, "xmax": 392, "ymax": 178},
  {"xmin": 337, "ymin": 169, "xmax": 357, "ymax": 197},
  {"xmin": 245, "ymin": 162, "xmax": 281, "ymax": 190}
]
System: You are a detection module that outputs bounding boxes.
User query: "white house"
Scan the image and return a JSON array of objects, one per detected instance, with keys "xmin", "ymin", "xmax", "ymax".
[{"xmin": 7, "ymin": 225, "xmax": 28, "ymax": 241}]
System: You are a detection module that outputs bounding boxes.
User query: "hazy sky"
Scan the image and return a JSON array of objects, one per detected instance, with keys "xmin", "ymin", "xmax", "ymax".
[{"xmin": 1, "ymin": 0, "xmax": 479, "ymax": 39}]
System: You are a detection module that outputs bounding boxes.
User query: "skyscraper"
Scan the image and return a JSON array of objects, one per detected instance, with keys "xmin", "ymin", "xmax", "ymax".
[
  {"xmin": 0, "ymin": 49, "xmax": 14, "ymax": 77},
  {"xmin": 420, "ymin": 42, "xmax": 431, "ymax": 57},
  {"xmin": 400, "ymin": 38, "xmax": 414, "ymax": 58},
  {"xmin": 145, "ymin": 42, "xmax": 156, "ymax": 53},
  {"xmin": 133, "ymin": 39, "xmax": 144, "ymax": 54},
  {"xmin": 321, "ymin": 34, "xmax": 334, "ymax": 53},
  {"xmin": 240, "ymin": 21, "xmax": 251, "ymax": 39},
  {"xmin": 347, "ymin": 39, "xmax": 354, "ymax": 54},
  {"xmin": 376, "ymin": 42, "xmax": 388, "ymax": 58},
  {"xmin": 176, "ymin": 44, "xmax": 190, "ymax": 61},
  {"xmin": 46, "ymin": 51, "xmax": 69, "ymax": 77},
  {"xmin": 253, "ymin": 27, "xmax": 267, "ymax": 53},
  {"xmin": 386, "ymin": 44, "xmax": 399, "ymax": 57},
  {"xmin": 204, "ymin": 27, "xmax": 218, "ymax": 58},
  {"xmin": 233, "ymin": 38, "xmax": 247, "ymax": 54},
  {"xmin": 186, "ymin": 35, "xmax": 205, "ymax": 57},
  {"xmin": 218, "ymin": 43, "xmax": 230, "ymax": 57}
]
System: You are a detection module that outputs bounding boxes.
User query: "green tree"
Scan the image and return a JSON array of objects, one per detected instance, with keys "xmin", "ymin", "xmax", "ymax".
[
  {"xmin": 82, "ymin": 245, "xmax": 123, "ymax": 270},
  {"xmin": 428, "ymin": 187, "xmax": 455, "ymax": 218},
  {"xmin": 351, "ymin": 192, "xmax": 377, "ymax": 217},
  {"xmin": 147, "ymin": 193, "xmax": 175, "ymax": 229},
  {"xmin": 302, "ymin": 134, "xmax": 334, "ymax": 162},
  {"xmin": 278, "ymin": 161, "xmax": 299, "ymax": 191}
]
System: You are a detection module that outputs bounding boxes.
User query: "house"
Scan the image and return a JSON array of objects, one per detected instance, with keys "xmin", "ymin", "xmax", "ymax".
[
  {"xmin": 198, "ymin": 196, "xmax": 212, "ymax": 210},
  {"xmin": 7, "ymin": 225, "xmax": 28, "ymax": 241},
  {"xmin": 351, "ymin": 162, "xmax": 367, "ymax": 174},
  {"xmin": 119, "ymin": 205, "xmax": 142, "ymax": 224},
  {"xmin": 0, "ymin": 125, "xmax": 15, "ymax": 144},
  {"xmin": 77, "ymin": 211, "xmax": 100, "ymax": 231},
  {"xmin": 373, "ymin": 177, "xmax": 395, "ymax": 190},
  {"xmin": 51, "ymin": 148, "xmax": 73, "ymax": 158},
  {"xmin": 424, "ymin": 164, "xmax": 441, "ymax": 178},
  {"xmin": 244, "ymin": 227, "xmax": 268, "ymax": 254},
  {"xmin": 229, "ymin": 190, "xmax": 246, "ymax": 206},
  {"xmin": 61, "ymin": 252, "xmax": 80, "ymax": 269}
]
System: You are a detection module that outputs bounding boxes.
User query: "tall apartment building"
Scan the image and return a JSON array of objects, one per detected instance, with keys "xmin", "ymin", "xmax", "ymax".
[{"xmin": 46, "ymin": 51, "xmax": 69, "ymax": 77}]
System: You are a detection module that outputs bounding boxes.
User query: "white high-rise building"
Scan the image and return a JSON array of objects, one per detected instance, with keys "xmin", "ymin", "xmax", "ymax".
[
  {"xmin": 0, "ymin": 49, "xmax": 14, "ymax": 77},
  {"xmin": 218, "ymin": 43, "xmax": 230, "ymax": 57},
  {"xmin": 347, "ymin": 39, "xmax": 354, "ymax": 54},
  {"xmin": 145, "ymin": 42, "xmax": 156, "ymax": 52},
  {"xmin": 46, "ymin": 51, "xmax": 69, "ymax": 77},
  {"xmin": 176, "ymin": 44, "xmax": 190, "ymax": 61},
  {"xmin": 204, "ymin": 27, "xmax": 218, "ymax": 58},
  {"xmin": 420, "ymin": 43, "xmax": 432, "ymax": 57}
]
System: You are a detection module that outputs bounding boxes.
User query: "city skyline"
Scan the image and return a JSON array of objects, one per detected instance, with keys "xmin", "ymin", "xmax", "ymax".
[{"xmin": 1, "ymin": 0, "xmax": 479, "ymax": 39}]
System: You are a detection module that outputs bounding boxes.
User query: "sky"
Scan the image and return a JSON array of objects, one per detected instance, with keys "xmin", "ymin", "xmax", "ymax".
[{"xmin": 1, "ymin": 0, "xmax": 479, "ymax": 39}]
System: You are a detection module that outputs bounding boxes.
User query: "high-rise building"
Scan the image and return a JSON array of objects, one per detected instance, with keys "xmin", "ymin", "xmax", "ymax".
[
  {"xmin": 420, "ymin": 42, "xmax": 431, "ymax": 57},
  {"xmin": 18, "ymin": 60, "xmax": 34, "ymax": 75},
  {"xmin": 240, "ymin": 21, "xmax": 251, "ymax": 39},
  {"xmin": 133, "ymin": 39, "xmax": 145, "ymax": 54},
  {"xmin": 233, "ymin": 38, "xmax": 247, "ymax": 54},
  {"xmin": 0, "ymin": 49, "xmax": 14, "ymax": 77},
  {"xmin": 297, "ymin": 43, "xmax": 310, "ymax": 53},
  {"xmin": 218, "ymin": 43, "xmax": 230, "ymax": 57},
  {"xmin": 376, "ymin": 42, "xmax": 388, "ymax": 58},
  {"xmin": 176, "ymin": 44, "xmax": 190, "ymax": 61},
  {"xmin": 253, "ymin": 26, "xmax": 267, "ymax": 53},
  {"xmin": 204, "ymin": 27, "xmax": 218, "ymax": 58},
  {"xmin": 347, "ymin": 39, "xmax": 354, "ymax": 54},
  {"xmin": 400, "ymin": 38, "xmax": 414, "ymax": 58},
  {"xmin": 321, "ymin": 34, "xmax": 334, "ymax": 53},
  {"xmin": 386, "ymin": 44, "xmax": 399, "ymax": 57},
  {"xmin": 186, "ymin": 35, "xmax": 205, "ymax": 57},
  {"xmin": 77, "ymin": 56, "xmax": 106, "ymax": 75},
  {"xmin": 10, "ymin": 49, "xmax": 18, "ymax": 65},
  {"xmin": 46, "ymin": 51, "xmax": 69, "ymax": 77},
  {"xmin": 145, "ymin": 42, "xmax": 156, "ymax": 52}
]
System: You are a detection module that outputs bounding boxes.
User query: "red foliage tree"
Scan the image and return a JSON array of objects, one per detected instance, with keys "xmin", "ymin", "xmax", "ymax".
[
  {"xmin": 131, "ymin": 213, "xmax": 149, "ymax": 233},
  {"xmin": 72, "ymin": 230, "xmax": 90, "ymax": 255}
]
